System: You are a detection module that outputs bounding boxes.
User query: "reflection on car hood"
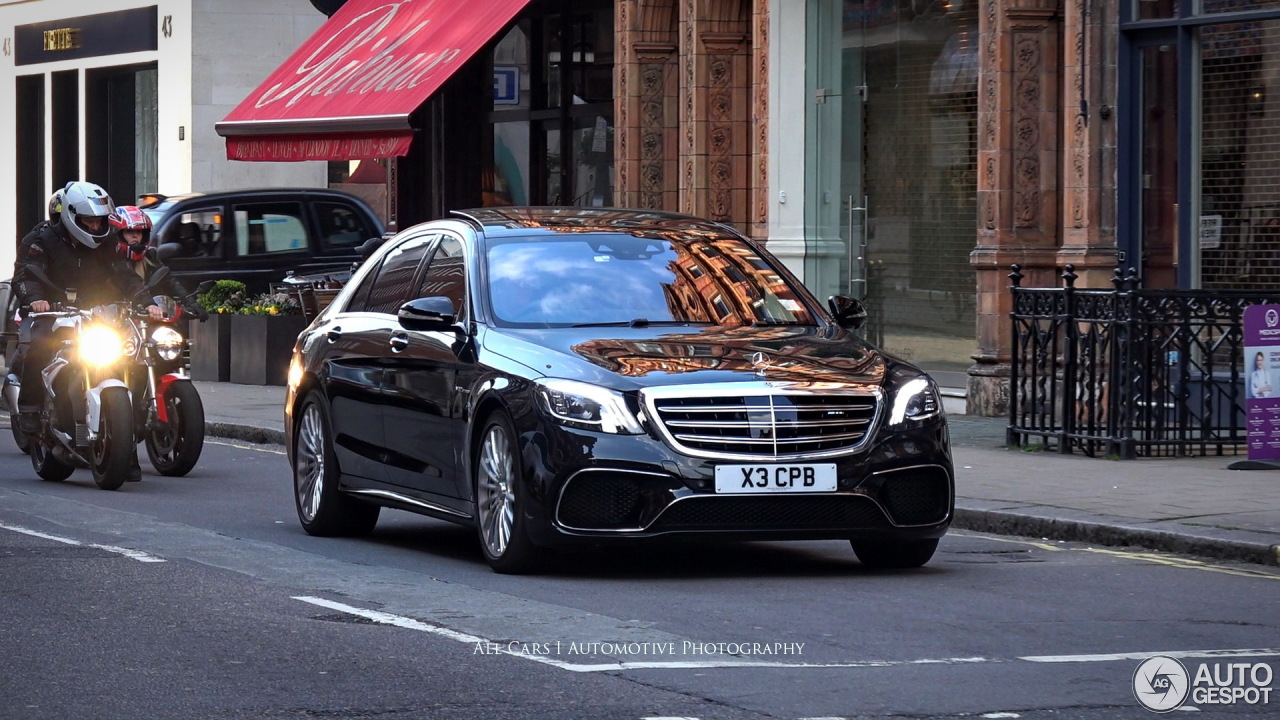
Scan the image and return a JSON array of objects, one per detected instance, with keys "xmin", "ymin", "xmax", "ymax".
[{"xmin": 487, "ymin": 325, "xmax": 888, "ymax": 389}]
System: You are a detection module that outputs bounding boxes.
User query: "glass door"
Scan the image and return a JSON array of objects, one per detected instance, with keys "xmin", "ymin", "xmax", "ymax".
[{"xmin": 805, "ymin": 0, "xmax": 866, "ymax": 305}]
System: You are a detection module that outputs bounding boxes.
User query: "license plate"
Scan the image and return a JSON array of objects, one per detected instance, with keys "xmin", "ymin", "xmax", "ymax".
[{"xmin": 713, "ymin": 463, "xmax": 837, "ymax": 493}]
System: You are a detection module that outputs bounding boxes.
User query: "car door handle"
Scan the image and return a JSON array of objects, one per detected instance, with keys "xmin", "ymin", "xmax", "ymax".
[
  {"xmin": 326, "ymin": 327, "xmax": 342, "ymax": 343},
  {"xmin": 389, "ymin": 333, "xmax": 409, "ymax": 352}
]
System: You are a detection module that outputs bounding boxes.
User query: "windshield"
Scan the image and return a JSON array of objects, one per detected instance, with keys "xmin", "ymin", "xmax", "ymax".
[{"xmin": 485, "ymin": 234, "xmax": 817, "ymax": 328}]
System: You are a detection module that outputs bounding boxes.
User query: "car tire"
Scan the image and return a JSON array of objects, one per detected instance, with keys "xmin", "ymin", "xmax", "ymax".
[
  {"xmin": 850, "ymin": 538, "xmax": 939, "ymax": 569},
  {"xmin": 474, "ymin": 411, "xmax": 543, "ymax": 574},
  {"xmin": 292, "ymin": 390, "xmax": 379, "ymax": 536}
]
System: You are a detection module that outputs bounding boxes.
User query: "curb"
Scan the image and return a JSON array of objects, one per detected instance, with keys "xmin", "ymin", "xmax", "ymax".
[
  {"xmin": 206, "ymin": 422, "xmax": 285, "ymax": 447},
  {"xmin": 953, "ymin": 507, "xmax": 1280, "ymax": 567}
]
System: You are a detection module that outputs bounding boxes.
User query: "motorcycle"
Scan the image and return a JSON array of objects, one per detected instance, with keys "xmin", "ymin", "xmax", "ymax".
[
  {"xmin": 5, "ymin": 266, "xmax": 205, "ymax": 489},
  {"xmin": 129, "ymin": 278, "xmax": 212, "ymax": 476}
]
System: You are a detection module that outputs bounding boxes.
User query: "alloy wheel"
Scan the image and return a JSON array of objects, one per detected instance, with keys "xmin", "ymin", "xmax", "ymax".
[
  {"xmin": 296, "ymin": 402, "xmax": 326, "ymax": 523},
  {"xmin": 476, "ymin": 423, "xmax": 515, "ymax": 558}
]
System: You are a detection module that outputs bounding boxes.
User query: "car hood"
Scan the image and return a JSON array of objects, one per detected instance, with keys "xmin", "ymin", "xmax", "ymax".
[{"xmin": 484, "ymin": 325, "xmax": 890, "ymax": 390}]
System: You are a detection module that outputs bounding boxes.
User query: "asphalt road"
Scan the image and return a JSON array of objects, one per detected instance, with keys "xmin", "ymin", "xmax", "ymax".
[{"xmin": 0, "ymin": 436, "xmax": 1276, "ymax": 719}]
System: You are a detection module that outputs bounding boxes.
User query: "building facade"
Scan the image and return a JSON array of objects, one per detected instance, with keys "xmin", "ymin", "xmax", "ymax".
[
  {"xmin": 11, "ymin": 0, "xmax": 1280, "ymax": 415},
  {"xmin": 0, "ymin": 0, "xmax": 331, "ymax": 275}
]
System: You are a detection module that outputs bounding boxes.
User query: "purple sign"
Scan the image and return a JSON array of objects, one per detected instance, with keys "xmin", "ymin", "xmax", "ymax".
[{"xmin": 1243, "ymin": 305, "xmax": 1280, "ymax": 460}]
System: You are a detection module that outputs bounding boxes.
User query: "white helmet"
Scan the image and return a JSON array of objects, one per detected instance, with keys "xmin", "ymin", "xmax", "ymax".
[{"xmin": 61, "ymin": 181, "xmax": 113, "ymax": 249}]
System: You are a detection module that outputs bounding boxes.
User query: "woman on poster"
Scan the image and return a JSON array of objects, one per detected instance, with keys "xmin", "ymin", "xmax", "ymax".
[{"xmin": 1250, "ymin": 351, "xmax": 1273, "ymax": 398}]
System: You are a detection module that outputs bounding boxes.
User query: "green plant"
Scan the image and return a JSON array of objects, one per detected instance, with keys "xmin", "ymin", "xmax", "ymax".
[
  {"xmin": 199, "ymin": 280, "xmax": 247, "ymax": 314},
  {"xmin": 236, "ymin": 290, "xmax": 302, "ymax": 316}
]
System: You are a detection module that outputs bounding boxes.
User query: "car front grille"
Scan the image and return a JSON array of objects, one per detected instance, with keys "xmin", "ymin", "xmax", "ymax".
[
  {"xmin": 649, "ymin": 495, "xmax": 888, "ymax": 532},
  {"xmin": 644, "ymin": 387, "xmax": 879, "ymax": 460}
]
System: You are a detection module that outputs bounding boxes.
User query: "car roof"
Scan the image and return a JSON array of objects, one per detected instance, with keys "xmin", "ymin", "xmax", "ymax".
[{"xmin": 449, "ymin": 206, "xmax": 744, "ymax": 241}]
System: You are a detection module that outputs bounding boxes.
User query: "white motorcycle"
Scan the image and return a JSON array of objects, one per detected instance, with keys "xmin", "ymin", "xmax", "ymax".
[{"xmin": 9, "ymin": 267, "xmax": 178, "ymax": 490}]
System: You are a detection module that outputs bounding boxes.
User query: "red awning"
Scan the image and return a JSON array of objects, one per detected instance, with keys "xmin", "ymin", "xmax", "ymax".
[{"xmin": 216, "ymin": 0, "xmax": 530, "ymax": 161}]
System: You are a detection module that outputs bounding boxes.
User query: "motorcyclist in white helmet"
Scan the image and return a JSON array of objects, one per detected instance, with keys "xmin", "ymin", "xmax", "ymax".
[{"xmin": 8, "ymin": 181, "xmax": 162, "ymax": 479}]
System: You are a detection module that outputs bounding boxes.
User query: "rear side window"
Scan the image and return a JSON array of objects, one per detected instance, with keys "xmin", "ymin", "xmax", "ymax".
[
  {"xmin": 361, "ymin": 235, "xmax": 436, "ymax": 314},
  {"xmin": 315, "ymin": 202, "xmax": 376, "ymax": 251},
  {"xmin": 232, "ymin": 202, "xmax": 308, "ymax": 256}
]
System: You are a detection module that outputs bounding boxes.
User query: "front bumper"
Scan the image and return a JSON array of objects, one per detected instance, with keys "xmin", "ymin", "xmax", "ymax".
[{"xmin": 517, "ymin": 415, "xmax": 953, "ymax": 546}]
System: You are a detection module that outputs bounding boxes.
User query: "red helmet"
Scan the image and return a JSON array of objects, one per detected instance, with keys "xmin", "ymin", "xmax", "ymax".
[{"xmin": 108, "ymin": 205, "xmax": 152, "ymax": 232}]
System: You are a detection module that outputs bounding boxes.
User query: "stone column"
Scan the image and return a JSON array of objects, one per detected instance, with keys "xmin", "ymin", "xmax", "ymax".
[
  {"xmin": 970, "ymin": 0, "xmax": 1062, "ymax": 416},
  {"xmin": 617, "ymin": 1, "xmax": 679, "ymax": 211},
  {"xmin": 679, "ymin": 0, "xmax": 752, "ymax": 235}
]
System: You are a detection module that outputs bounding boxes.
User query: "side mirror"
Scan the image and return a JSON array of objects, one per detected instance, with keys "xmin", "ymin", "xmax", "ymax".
[
  {"xmin": 157, "ymin": 242, "xmax": 185, "ymax": 262},
  {"xmin": 827, "ymin": 295, "xmax": 867, "ymax": 330},
  {"xmin": 146, "ymin": 265, "xmax": 171, "ymax": 291},
  {"xmin": 358, "ymin": 235, "xmax": 389, "ymax": 261},
  {"xmin": 397, "ymin": 296, "xmax": 457, "ymax": 332}
]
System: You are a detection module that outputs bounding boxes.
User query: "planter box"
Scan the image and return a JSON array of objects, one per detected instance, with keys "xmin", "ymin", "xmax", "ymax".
[
  {"xmin": 190, "ymin": 314, "xmax": 232, "ymax": 382},
  {"xmin": 229, "ymin": 315, "xmax": 307, "ymax": 386}
]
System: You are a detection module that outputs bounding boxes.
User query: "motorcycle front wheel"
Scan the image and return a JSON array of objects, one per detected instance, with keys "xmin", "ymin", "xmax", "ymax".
[
  {"xmin": 144, "ymin": 380, "xmax": 205, "ymax": 477},
  {"xmin": 90, "ymin": 386, "xmax": 134, "ymax": 491}
]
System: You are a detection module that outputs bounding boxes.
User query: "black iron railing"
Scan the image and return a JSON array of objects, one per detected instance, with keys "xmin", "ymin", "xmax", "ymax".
[{"xmin": 1008, "ymin": 264, "xmax": 1280, "ymax": 458}]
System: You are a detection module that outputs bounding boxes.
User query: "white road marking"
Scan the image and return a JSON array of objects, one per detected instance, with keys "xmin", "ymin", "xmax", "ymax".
[
  {"xmin": 981, "ymin": 714, "xmax": 1021, "ymax": 719},
  {"xmin": 0, "ymin": 522, "xmax": 165, "ymax": 562},
  {"xmin": 1021, "ymin": 648, "xmax": 1280, "ymax": 663},
  {"xmin": 292, "ymin": 596, "xmax": 1280, "ymax": 677}
]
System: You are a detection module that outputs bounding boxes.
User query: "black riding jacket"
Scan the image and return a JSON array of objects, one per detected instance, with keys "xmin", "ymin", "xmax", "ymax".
[{"xmin": 14, "ymin": 221, "xmax": 147, "ymax": 309}]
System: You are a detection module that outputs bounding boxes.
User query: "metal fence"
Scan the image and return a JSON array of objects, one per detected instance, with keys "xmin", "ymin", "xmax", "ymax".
[{"xmin": 1008, "ymin": 264, "xmax": 1280, "ymax": 458}]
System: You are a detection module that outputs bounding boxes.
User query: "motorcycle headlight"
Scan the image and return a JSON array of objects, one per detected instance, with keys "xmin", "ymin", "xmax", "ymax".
[
  {"xmin": 79, "ymin": 325, "xmax": 125, "ymax": 367},
  {"xmin": 151, "ymin": 326, "xmax": 185, "ymax": 362},
  {"xmin": 888, "ymin": 377, "xmax": 942, "ymax": 427},
  {"xmin": 534, "ymin": 379, "xmax": 644, "ymax": 434}
]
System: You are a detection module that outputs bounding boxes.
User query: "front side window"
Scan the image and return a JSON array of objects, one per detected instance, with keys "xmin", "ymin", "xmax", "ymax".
[
  {"xmin": 316, "ymin": 201, "xmax": 376, "ymax": 251},
  {"xmin": 485, "ymin": 234, "xmax": 816, "ymax": 327},
  {"xmin": 415, "ymin": 236, "xmax": 467, "ymax": 313},
  {"xmin": 158, "ymin": 208, "xmax": 223, "ymax": 260},
  {"xmin": 364, "ymin": 235, "xmax": 437, "ymax": 314}
]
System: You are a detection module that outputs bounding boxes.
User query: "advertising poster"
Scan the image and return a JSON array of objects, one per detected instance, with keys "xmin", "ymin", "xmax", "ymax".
[{"xmin": 1243, "ymin": 304, "xmax": 1280, "ymax": 461}]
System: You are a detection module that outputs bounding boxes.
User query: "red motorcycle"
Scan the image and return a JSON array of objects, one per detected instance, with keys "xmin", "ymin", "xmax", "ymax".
[{"xmin": 128, "ymin": 275, "xmax": 213, "ymax": 476}]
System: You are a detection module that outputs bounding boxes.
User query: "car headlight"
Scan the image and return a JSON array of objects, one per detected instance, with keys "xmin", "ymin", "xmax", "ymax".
[
  {"xmin": 534, "ymin": 379, "xmax": 644, "ymax": 434},
  {"xmin": 79, "ymin": 325, "xmax": 125, "ymax": 367},
  {"xmin": 151, "ymin": 326, "xmax": 185, "ymax": 361},
  {"xmin": 888, "ymin": 377, "xmax": 942, "ymax": 427}
]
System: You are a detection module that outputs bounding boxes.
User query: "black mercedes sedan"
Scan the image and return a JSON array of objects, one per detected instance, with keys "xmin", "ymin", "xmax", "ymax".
[{"xmin": 284, "ymin": 207, "xmax": 953, "ymax": 574}]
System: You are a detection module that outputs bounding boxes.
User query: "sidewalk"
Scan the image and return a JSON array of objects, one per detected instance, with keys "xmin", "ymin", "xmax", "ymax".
[{"xmin": 192, "ymin": 380, "xmax": 1280, "ymax": 567}]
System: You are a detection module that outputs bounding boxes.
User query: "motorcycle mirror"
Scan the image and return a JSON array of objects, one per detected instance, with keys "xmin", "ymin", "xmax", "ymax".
[
  {"xmin": 147, "ymin": 265, "xmax": 171, "ymax": 290},
  {"xmin": 194, "ymin": 280, "xmax": 216, "ymax": 294}
]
